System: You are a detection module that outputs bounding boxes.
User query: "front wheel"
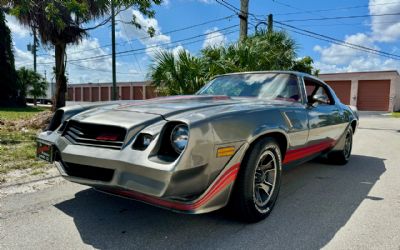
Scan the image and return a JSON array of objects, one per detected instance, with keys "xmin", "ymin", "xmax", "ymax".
[
  {"xmin": 328, "ymin": 126, "xmax": 353, "ymax": 165},
  {"xmin": 230, "ymin": 138, "xmax": 282, "ymax": 223}
]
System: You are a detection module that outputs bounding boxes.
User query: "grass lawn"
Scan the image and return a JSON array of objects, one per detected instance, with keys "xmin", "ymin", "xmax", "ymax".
[
  {"xmin": 392, "ymin": 112, "xmax": 400, "ymax": 118},
  {"xmin": 0, "ymin": 106, "xmax": 52, "ymax": 182},
  {"xmin": 0, "ymin": 106, "xmax": 50, "ymax": 121}
]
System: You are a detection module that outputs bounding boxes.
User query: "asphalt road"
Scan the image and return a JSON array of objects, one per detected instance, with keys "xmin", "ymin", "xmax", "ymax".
[{"xmin": 1, "ymin": 115, "xmax": 400, "ymax": 250}]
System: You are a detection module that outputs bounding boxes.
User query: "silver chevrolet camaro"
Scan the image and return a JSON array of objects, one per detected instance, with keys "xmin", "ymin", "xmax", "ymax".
[{"xmin": 37, "ymin": 71, "xmax": 358, "ymax": 222}]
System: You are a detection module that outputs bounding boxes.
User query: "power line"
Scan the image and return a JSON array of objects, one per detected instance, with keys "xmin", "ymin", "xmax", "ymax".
[
  {"xmin": 220, "ymin": 0, "xmax": 241, "ymax": 13},
  {"xmin": 32, "ymin": 26, "xmax": 238, "ymax": 65},
  {"xmin": 276, "ymin": 25, "xmax": 400, "ymax": 60},
  {"xmin": 20, "ymin": 8, "xmax": 237, "ymax": 67},
  {"xmin": 279, "ymin": 13, "xmax": 400, "ymax": 23},
  {"xmin": 121, "ymin": 21, "xmax": 143, "ymax": 72},
  {"xmin": 68, "ymin": 61, "xmax": 145, "ymax": 75},
  {"xmin": 293, "ymin": 20, "xmax": 400, "ymax": 28},
  {"xmin": 18, "ymin": 15, "xmax": 236, "ymax": 66},
  {"xmin": 66, "ymin": 29, "xmax": 239, "ymax": 75},
  {"xmin": 115, "ymin": 29, "xmax": 239, "ymax": 58},
  {"xmin": 271, "ymin": 1, "xmax": 400, "ymax": 16},
  {"xmin": 66, "ymin": 14, "xmax": 236, "ymax": 56},
  {"xmin": 215, "ymin": 0, "xmax": 240, "ymax": 14},
  {"xmin": 67, "ymin": 25, "xmax": 237, "ymax": 63},
  {"xmin": 274, "ymin": 21, "xmax": 400, "ymax": 61}
]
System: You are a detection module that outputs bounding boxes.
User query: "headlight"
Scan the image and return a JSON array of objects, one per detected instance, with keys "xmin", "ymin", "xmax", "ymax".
[
  {"xmin": 170, "ymin": 124, "xmax": 189, "ymax": 153},
  {"xmin": 132, "ymin": 133, "xmax": 153, "ymax": 151}
]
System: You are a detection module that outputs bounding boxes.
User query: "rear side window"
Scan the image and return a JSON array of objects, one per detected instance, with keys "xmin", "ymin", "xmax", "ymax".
[{"xmin": 303, "ymin": 77, "xmax": 334, "ymax": 105}]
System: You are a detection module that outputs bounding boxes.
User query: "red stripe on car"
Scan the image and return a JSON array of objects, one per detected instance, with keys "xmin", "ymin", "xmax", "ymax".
[
  {"xmin": 106, "ymin": 163, "xmax": 240, "ymax": 211},
  {"xmin": 283, "ymin": 139, "xmax": 336, "ymax": 164}
]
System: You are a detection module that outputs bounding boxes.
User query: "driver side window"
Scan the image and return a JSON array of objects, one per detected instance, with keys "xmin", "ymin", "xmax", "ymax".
[{"xmin": 303, "ymin": 77, "xmax": 333, "ymax": 105}]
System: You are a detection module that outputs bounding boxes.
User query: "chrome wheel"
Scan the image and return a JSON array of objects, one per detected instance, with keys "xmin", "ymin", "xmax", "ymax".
[
  {"xmin": 253, "ymin": 150, "xmax": 277, "ymax": 211},
  {"xmin": 344, "ymin": 130, "xmax": 352, "ymax": 159}
]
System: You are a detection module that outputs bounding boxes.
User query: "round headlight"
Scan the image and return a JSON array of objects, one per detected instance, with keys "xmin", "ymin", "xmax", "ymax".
[{"xmin": 170, "ymin": 124, "xmax": 189, "ymax": 153}]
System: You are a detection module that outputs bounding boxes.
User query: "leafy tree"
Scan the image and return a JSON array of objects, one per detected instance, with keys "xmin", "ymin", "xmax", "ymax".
[
  {"xmin": 292, "ymin": 56, "xmax": 319, "ymax": 75},
  {"xmin": 150, "ymin": 30, "xmax": 319, "ymax": 95},
  {"xmin": 17, "ymin": 67, "xmax": 48, "ymax": 106},
  {"xmin": 2, "ymin": 0, "xmax": 162, "ymax": 110},
  {"xmin": 150, "ymin": 50, "xmax": 205, "ymax": 95},
  {"xmin": 0, "ymin": 8, "xmax": 19, "ymax": 107}
]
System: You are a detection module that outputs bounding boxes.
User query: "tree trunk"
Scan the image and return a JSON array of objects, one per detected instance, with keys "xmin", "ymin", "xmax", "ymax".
[
  {"xmin": 33, "ymin": 97, "xmax": 37, "ymax": 106},
  {"xmin": 53, "ymin": 43, "xmax": 67, "ymax": 111}
]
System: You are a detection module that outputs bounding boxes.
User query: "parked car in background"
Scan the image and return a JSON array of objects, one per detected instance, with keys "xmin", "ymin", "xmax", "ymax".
[{"xmin": 37, "ymin": 71, "xmax": 358, "ymax": 222}]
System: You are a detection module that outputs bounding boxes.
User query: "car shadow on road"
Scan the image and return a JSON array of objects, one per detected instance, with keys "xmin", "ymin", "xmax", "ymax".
[{"xmin": 55, "ymin": 154, "xmax": 385, "ymax": 249}]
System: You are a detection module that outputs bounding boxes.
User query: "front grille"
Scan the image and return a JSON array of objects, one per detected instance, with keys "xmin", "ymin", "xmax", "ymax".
[
  {"xmin": 63, "ymin": 121, "xmax": 127, "ymax": 150},
  {"xmin": 61, "ymin": 161, "xmax": 115, "ymax": 182}
]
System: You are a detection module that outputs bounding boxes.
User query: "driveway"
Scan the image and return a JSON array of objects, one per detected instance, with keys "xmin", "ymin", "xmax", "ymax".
[{"xmin": 1, "ymin": 115, "xmax": 400, "ymax": 249}]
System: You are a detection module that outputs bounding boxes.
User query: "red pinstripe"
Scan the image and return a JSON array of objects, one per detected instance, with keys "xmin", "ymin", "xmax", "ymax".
[
  {"xmin": 283, "ymin": 139, "xmax": 336, "ymax": 164},
  {"xmin": 105, "ymin": 163, "xmax": 240, "ymax": 211}
]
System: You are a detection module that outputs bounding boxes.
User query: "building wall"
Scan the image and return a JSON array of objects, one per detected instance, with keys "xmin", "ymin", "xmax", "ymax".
[
  {"xmin": 320, "ymin": 71, "xmax": 400, "ymax": 112},
  {"xmin": 394, "ymin": 74, "xmax": 400, "ymax": 111},
  {"xmin": 67, "ymin": 82, "xmax": 157, "ymax": 102}
]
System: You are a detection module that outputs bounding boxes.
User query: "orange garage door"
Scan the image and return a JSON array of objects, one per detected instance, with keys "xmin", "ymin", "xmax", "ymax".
[
  {"xmin": 326, "ymin": 80, "xmax": 351, "ymax": 105},
  {"xmin": 121, "ymin": 86, "xmax": 131, "ymax": 100},
  {"xmin": 357, "ymin": 80, "xmax": 390, "ymax": 111}
]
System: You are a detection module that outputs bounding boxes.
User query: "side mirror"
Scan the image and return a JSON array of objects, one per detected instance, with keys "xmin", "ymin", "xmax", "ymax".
[{"xmin": 312, "ymin": 94, "xmax": 329, "ymax": 105}]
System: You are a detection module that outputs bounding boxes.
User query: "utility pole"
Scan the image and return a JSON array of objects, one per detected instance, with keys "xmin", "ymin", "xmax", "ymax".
[
  {"xmin": 27, "ymin": 28, "xmax": 38, "ymax": 72},
  {"xmin": 239, "ymin": 0, "xmax": 249, "ymax": 41},
  {"xmin": 267, "ymin": 14, "xmax": 273, "ymax": 33},
  {"xmin": 111, "ymin": 0, "xmax": 117, "ymax": 100},
  {"xmin": 33, "ymin": 28, "xmax": 37, "ymax": 72}
]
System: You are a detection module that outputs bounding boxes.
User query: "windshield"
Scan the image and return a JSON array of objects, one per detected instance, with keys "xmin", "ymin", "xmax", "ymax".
[{"xmin": 197, "ymin": 73, "xmax": 301, "ymax": 102}]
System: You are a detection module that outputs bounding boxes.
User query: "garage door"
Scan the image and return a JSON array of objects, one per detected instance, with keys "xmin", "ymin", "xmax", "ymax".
[
  {"xmin": 101, "ymin": 87, "xmax": 109, "ymax": 101},
  {"xmin": 83, "ymin": 87, "xmax": 90, "ymax": 101},
  {"xmin": 75, "ymin": 88, "xmax": 81, "ymax": 101},
  {"xmin": 91, "ymin": 87, "xmax": 99, "ymax": 102},
  {"xmin": 357, "ymin": 80, "xmax": 390, "ymax": 111},
  {"xmin": 325, "ymin": 80, "xmax": 351, "ymax": 105},
  {"xmin": 121, "ymin": 86, "xmax": 131, "ymax": 100}
]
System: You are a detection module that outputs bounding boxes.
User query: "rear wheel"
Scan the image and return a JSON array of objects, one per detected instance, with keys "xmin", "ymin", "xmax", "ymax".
[
  {"xmin": 328, "ymin": 126, "xmax": 353, "ymax": 165},
  {"xmin": 230, "ymin": 138, "xmax": 282, "ymax": 223}
]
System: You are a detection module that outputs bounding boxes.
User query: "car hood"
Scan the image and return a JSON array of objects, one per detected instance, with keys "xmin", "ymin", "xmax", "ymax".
[
  {"xmin": 70, "ymin": 95, "xmax": 297, "ymax": 128},
  {"xmin": 114, "ymin": 95, "xmax": 296, "ymax": 116}
]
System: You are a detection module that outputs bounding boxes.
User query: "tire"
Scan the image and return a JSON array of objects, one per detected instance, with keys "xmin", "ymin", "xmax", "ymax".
[
  {"xmin": 230, "ymin": 137, "xmax": 282, "ymax": 223},
  {"xmin": 328, "ymin": 126, "xmax": 353, "ymax": 165}
]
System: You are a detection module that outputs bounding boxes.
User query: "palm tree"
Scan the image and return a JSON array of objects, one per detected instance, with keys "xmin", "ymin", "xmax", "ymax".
[
  {"xmin": 150, "ymin": 30, "xmax": 314, "ymax": 95},
  {"xmin": 149, "ymin": 49, "xmax": 206, "ymax": 95},
  {"xmin": 17, "ymin": 67, "xmax": 47, "ymax": 106},
  {"xmin": 201, "ymin": 30, "xmax": 299, "ymax": 77},
  {"xmin": 3, "ymin": 0, "xmax": 162, "ymax": 110}
]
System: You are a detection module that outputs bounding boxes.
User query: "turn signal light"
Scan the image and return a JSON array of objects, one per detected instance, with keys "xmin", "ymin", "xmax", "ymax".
[{"xmin": 217, "ymin": 146, "xmax": 235, "ymax": 157}]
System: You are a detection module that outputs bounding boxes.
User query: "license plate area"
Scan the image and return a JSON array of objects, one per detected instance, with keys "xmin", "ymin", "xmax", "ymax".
[{"xmin": 36, "ymin": 140, "xmax": 54, "ymax": 163}]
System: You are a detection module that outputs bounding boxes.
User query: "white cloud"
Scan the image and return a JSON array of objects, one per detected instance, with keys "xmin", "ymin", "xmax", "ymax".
[
  {"xmin": 197, "ymin": 0, "xmax": 214, "ymax": 4},
  {"xmin": 313, "ymin": 0, "xmax": 400, "ymax": 73},
  {"xmin": 66, "ymin": 38, "xmax": 146, "ymax": 83},
  {"xmin": 369, "ymin": 0, "xmax": 400, "ymax": 42},
  {"xmin": 202, "ymin": 27, "xmax": 227, "ymax": 48},
  {"xmin": 6, "ymin": 15, "xmax": 30, "ymax": 38},
  {"xmin": 14, "ymin": 38, "xmax": 146, "ymax": 84},
  {"xmin": 162, "ymin": 0, "xmax": 171, "ymax": 7},
  {"xmin": 171, "ymin": 45, "xmax": 187, "ymax": 57},
  {"xmin": 313, "ymin": 33, "xmax": 375, "ymax": 65},
  {"xmin": 116, "ymin": 9, "xmax": 171, "ymax": 57},
  {"xmin": 145, "ymin": 44, "xmax": 188, "ymax": 59},
  {"xmin": 315, "ymin": 57, "xmax": 400, "ymax": 73}
]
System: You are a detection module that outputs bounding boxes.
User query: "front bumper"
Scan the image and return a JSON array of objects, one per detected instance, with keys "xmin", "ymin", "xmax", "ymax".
[{"xmin": 38, "ymin": 131, "xmax": 244, "ymax": 213}]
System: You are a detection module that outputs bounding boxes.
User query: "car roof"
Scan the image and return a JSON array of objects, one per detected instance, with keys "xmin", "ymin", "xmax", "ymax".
[{"xmin": 216, "ymin": 70, "xmax": 315, "ymax": 79}]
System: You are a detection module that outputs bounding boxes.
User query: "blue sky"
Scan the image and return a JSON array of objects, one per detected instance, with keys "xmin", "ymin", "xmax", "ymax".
[{"xmin": 6, "ymin": 0, "xmax": 400, "ymax": 84}]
